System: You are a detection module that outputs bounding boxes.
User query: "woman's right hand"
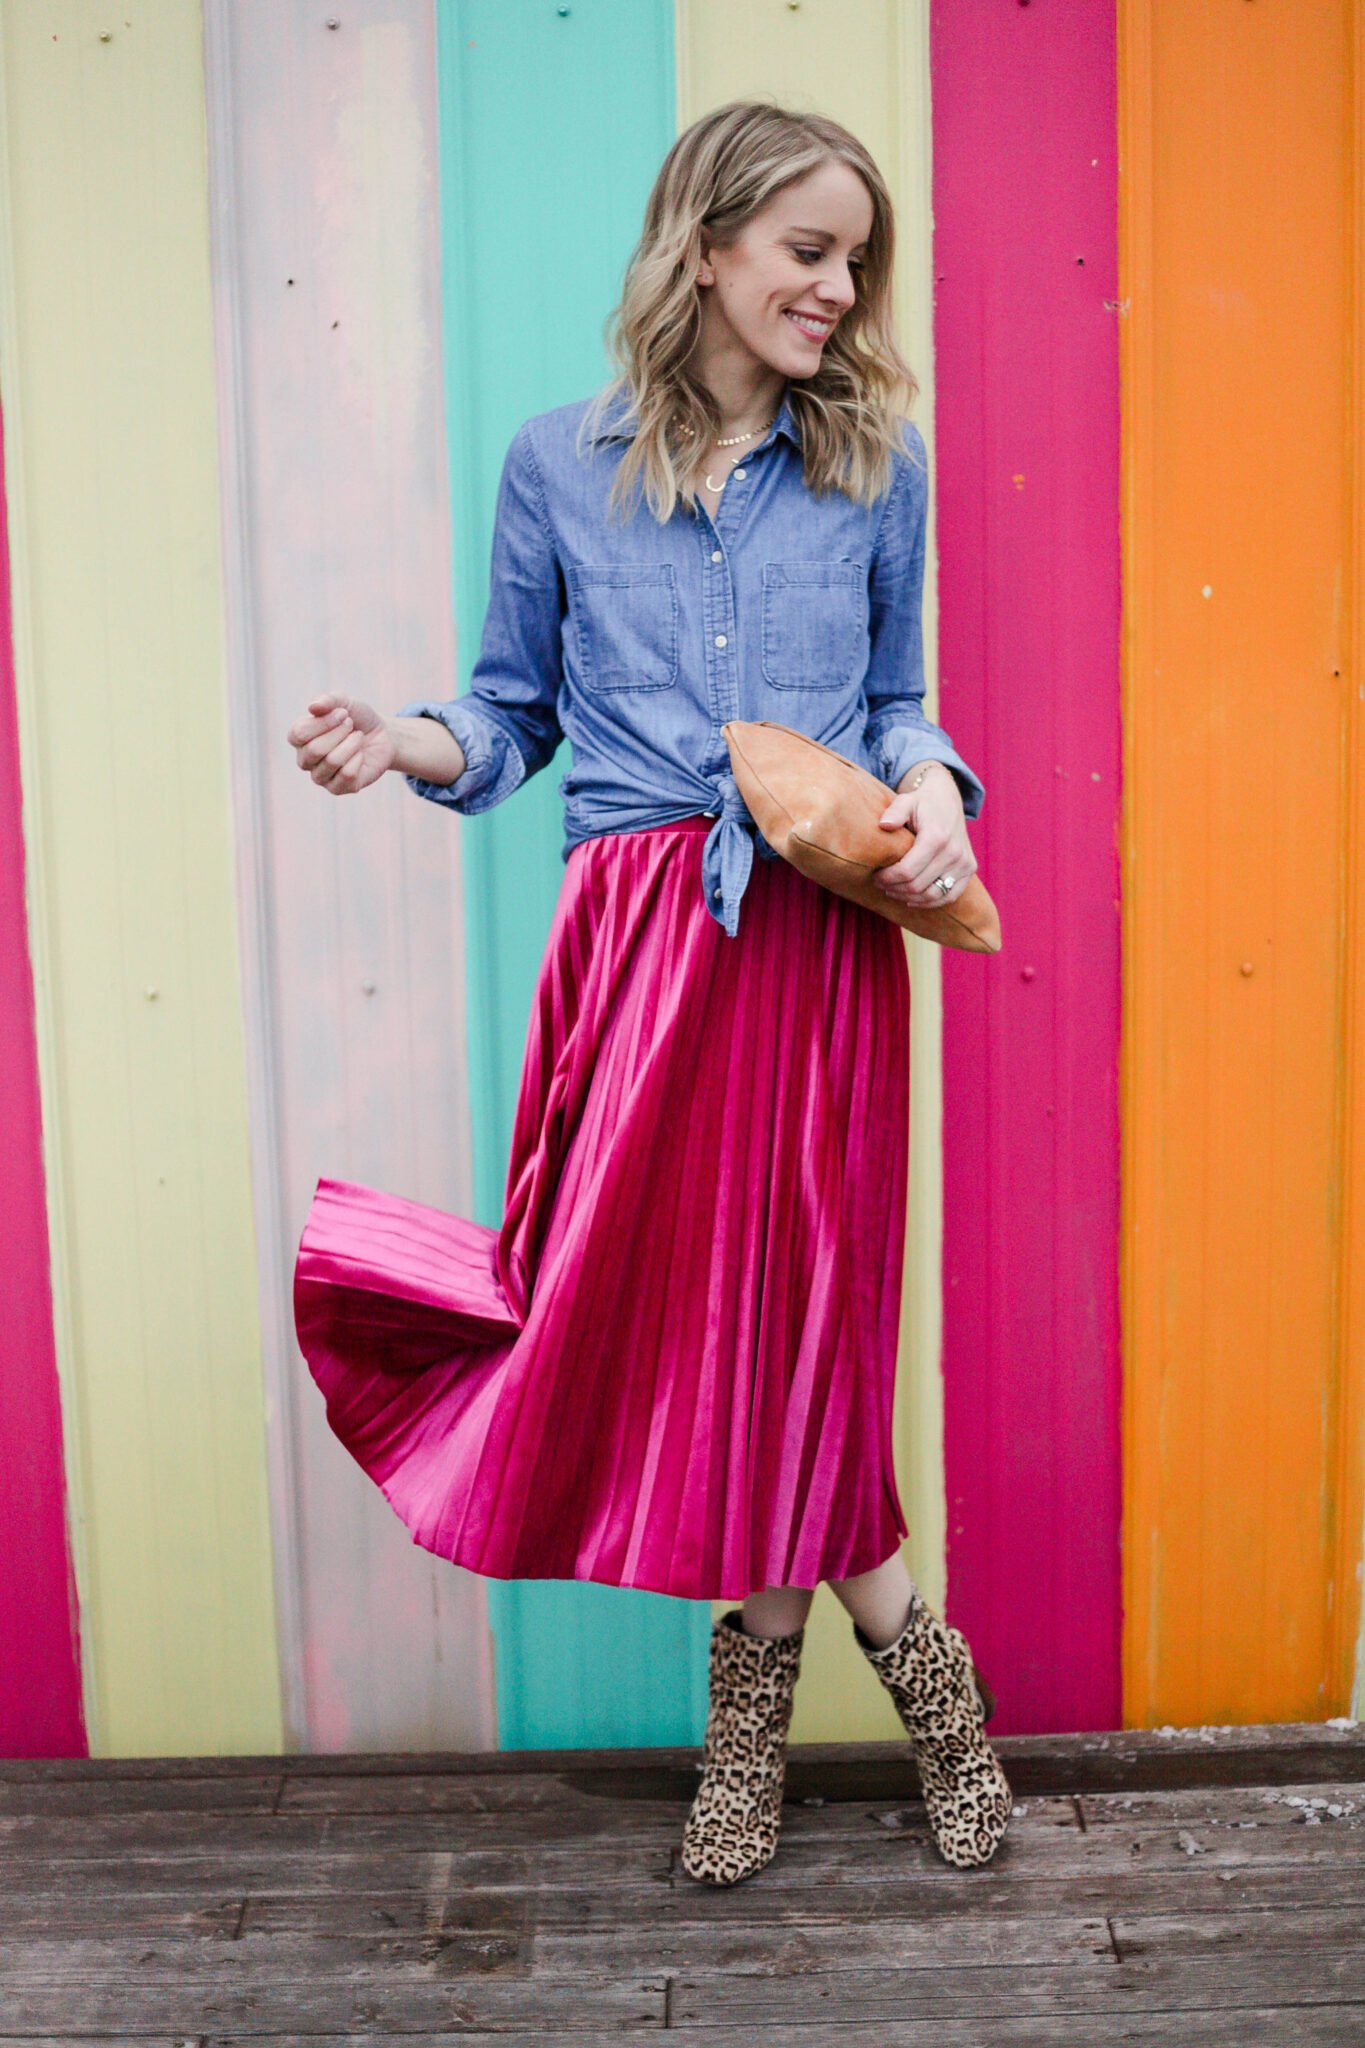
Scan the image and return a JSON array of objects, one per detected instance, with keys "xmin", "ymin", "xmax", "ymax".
[{"xmin": 287, "ymin": 694, "xmax": 396, "ymax": 794}]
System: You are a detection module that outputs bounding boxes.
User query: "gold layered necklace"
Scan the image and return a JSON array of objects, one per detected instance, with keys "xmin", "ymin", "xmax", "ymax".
[{"xmin": 676, "ymin": 413, "xmax": 776, "ymax": 494}]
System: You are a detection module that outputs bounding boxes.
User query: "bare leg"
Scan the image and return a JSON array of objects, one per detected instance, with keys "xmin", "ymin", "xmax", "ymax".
[
  {"xmin": 826, "ymin": 1550, "xmax": 918, "ymax": 1649},
  {"xmin": 741, "ymin": 1584, "xmax": 816, "ymax": 1639}
]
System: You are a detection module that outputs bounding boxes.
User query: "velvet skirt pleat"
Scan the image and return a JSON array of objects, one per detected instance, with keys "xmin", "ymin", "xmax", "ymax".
[{"xmin": 292, "ymin": 815, "xmax": 912, "ymax": 1601}]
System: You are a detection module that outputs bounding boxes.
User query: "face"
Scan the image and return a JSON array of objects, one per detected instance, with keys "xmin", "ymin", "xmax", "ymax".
[{"xmin": 696, "ymin": 159, "xmax": 875, "ymax": 377}]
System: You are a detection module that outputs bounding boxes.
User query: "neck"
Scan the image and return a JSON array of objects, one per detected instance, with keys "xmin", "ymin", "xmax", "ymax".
[{"xmin": 691, "ymin": 355, "xmax": 786, "ymax": 439}]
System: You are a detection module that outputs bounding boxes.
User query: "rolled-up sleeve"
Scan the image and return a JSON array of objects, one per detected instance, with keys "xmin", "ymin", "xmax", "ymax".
[
  {"xmin": 862, "ymin": 422, "xmax": 984, "ymax": 818},
  {"xmin": 398, "ymin": 422, "xmax": 565, "ymax": 813}
]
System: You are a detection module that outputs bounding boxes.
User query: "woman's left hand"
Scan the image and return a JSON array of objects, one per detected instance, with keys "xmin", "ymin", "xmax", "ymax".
[{"xmin": 872, "ymin": 762, "xmax": 977, "ymax": 909}]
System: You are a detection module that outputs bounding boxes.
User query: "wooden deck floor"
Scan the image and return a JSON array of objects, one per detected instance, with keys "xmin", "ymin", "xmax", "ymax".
[{"xmin": 1, "ymin": 1722, "xmax": 1363, "ymax": 2043}]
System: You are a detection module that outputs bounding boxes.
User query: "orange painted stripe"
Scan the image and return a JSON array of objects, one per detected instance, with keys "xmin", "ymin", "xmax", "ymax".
[
  {"xmin": 1327, "ymin": 11, "xmax": 1365, "ymax": 1721},
  {"xmin": 1120, "ymin": 0, "xmax": 1365, "ymax": 1723}
]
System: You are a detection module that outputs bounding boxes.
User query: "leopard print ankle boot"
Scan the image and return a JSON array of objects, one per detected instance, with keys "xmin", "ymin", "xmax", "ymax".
[
  {"xmin": 854, "ymin": 1591, "xmax": 1012, "ymax": 1868},
  {"xmin": 680, "ymin": 1609, "xmax": 805, "ymax": 1886}
]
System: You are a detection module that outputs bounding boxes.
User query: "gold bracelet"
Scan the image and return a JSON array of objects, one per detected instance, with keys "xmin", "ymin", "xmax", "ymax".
[{"xmin": 906, "ymin": 761, "xmax": 946, "ymax": 793}]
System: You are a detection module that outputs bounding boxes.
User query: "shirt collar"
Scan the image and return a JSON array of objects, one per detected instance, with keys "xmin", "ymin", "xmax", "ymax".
[{"xmin": 758, "ymin": 387, "xmax": 800, "ymax": 452}]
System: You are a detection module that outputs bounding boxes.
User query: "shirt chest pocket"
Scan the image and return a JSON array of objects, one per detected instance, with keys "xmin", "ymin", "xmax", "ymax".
[
  {"xmin": 761, "ymin": 560, "xmax": 867, "ymax": 691},
  {"xmin": 569, "ymin": 563, "xmax": 680, "ymax": 693}
]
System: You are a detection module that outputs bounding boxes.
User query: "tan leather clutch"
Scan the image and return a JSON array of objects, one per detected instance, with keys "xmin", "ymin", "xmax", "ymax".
[{"xmin": 722, "ymin": 719, "xmax": 1001, "ymax": 954}]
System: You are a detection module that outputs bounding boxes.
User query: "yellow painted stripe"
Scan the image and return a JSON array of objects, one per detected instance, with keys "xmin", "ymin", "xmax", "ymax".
[
  {"xmin": 677, "ymin": 0, "xmax": 945, "ymax": 1742},
  {"xmin": 0, "ymin": 1, "xmax": 281, "ymax": 1754}
]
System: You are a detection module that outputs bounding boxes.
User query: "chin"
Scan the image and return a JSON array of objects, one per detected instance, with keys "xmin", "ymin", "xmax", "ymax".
[
  {"xmin": 751, "ymin": 339, "xmax": 813, "ymax": 377},
  {"xmin": 777, "ymin": 333, "xmax": 826, "ymax": 371}
]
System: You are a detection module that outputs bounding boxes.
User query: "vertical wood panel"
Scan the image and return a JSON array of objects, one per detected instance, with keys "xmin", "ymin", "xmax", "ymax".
[
  {"xmin": 204, "ymin": 1, "xmax": 496, "ymax": 1753},
  {"xmin": 1121, "ymin": 0, "xmax": 1364, "ymax": 1725},
  {"xmin": 1342, "ymin": 20, "xmax": 1365, "ymax": 1725},
  {"xmin": 436, "ymin": 0, "xmax": 707, "ymax": 1749},
  {"xmin": 932, "ymin": 0, "xmax": 1123, "ymax": 1732},
  {"xmin": 0, "ymin": 393, "xmax": 86, "ymax": 1758},
  {"xmin": 678, "ymin": 0, "xmax": 949, "ymax": 1744},
  {"xmin": 0, "ymin": 0, "xmax": 280, "ymax": 1754}
]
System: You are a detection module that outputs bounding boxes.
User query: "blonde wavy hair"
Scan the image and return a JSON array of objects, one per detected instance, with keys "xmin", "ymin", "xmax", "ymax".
[{"xmin": 576, "ymin": 98, "xmax": 921, "ymax": 526}]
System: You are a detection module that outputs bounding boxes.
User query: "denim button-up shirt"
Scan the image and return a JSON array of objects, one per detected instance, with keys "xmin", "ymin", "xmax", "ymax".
[{"xmin": 399, "ymin": 383, "xmax": 984, "ymax": 937}]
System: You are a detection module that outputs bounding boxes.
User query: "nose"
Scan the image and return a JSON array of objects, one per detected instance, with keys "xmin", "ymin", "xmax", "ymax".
[{"xmin": 818, "ymin": 268, "xmax": 858, "ymax": 314}]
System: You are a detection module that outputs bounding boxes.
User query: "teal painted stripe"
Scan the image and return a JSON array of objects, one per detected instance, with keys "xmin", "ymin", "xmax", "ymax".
[{"xmin": 434, "ymin": 0, "xmax": 710, "ymax": 1750}]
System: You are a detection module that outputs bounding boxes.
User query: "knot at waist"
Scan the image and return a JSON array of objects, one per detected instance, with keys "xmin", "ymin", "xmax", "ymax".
[{"xmin": 699, "ymin": 768, "xmax": 778, "ymax": 938}]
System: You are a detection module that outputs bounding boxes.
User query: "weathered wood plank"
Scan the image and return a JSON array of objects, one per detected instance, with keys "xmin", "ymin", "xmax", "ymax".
[
  {"xmin": 0, "ymin": 1943, "xmax": 665, "ymax": 2034},
  {"xmin": 3, "ymin": 1785, "xmax": 1362, "ymax": 1879},
  {"xmin": 2, "ymin": 1721, "xmax": 1361, "ymax": 1790},
  {"xmin": 0, "ymin": 1957, "xmax": 667, "ymax": 2039},
  {"xmin": 242, "ymin": 1856, "xmax": 1365, "ymax": 1935},
  {"xmin": 172, "ymin": 2014, "xmax": 1365, "ymax": 2046},
  {"xmin": 0, "ymin": 1791, "xmax": 1072, "ymax": 1855},
  {"xmin": 501, "ymin": 1728, "xmax": 1365, "ymax": 1801},
  {"xmin": 274, "ymin": 1773, "xmax": 683, "ymax": 1816},
  {"xmin": 0, "ymin": 1809, "xmax": 687, "ymax": 1855},
  {"xmin": 531, "ymin": 1915, "xmax": 1113, "ymax": 1974},
  {"xmin": 0, "ymin": 1772, "xmax": 283, "ymax": 1816},
  {"xmin": 7, "ymin": 1854, "xmax": 1362, "ymax": 1943},
  {"xmin": 739, "ymin": 1829, "xmax": 1365, "ymax": 1885},
  {"xmin": 1079, "ymin": 1782, "xmax": 1365, "ymax": 1827},
  {"xmin": 0, "ymin": 1919, "xmax": 1115, "ymax": 1990},
  {"xmin": 1113, "ymin": 1906, "xmax": 1365, "ymax": 1960},
  {"xmin": 0, "ymin": 1891, "xmax": 246, "ymax": 1937},
  {"xmin": 669, "ymin": 1951, "xmax": 1365, "ymax": 2026},
  {"xmin": 5, "ymin": 1744, "xmax": 1358, "ymax": 1826},
  {"xmin": 0, "ymin": 1841, "xmax": 674, "ymax": 1893},
  {"xmin": 181, "ymin": 2017, "xmax": 1360, "ymax": 2045}
]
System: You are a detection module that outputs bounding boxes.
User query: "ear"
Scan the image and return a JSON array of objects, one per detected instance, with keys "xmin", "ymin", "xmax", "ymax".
[{"xmin": 696, "ymin": 235, "xmax": 714, "ymax": 288}]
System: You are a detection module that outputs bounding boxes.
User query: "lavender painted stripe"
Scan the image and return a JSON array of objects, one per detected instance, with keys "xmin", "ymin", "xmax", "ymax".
[
  {"xmin": 206, "ymin": 0, "xmax": 495, "ymax": 1754},
  {"xmin": 931, "ymin": 0, "xmax": 1122, "ymax": 1732}
]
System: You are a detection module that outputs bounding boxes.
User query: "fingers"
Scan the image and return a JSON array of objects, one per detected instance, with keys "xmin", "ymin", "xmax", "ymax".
[
  {"xmin": 874, "ymin": 832, "xmax": 976, "ymax": 907},
  {"xmin": 876, "ymin": 821, "xmax": 942, "ymax": 900},
  {"xmin": 290, "ymin": 707, "xmax": 352, "ymax": 772},
  {"xmin": 287, "ymin": 700, "xmax": 349, "ymax": 754},
  {"xmin": 877, "ymin": 868, "xmax": 971, "ymax": 908},
  {"xmin": 309, "ymin": 726, "xmax": 366, "ymax": 791},
  {"xmin": 293, "ymin": 713, "xmax": 360, "ymax": 787}
]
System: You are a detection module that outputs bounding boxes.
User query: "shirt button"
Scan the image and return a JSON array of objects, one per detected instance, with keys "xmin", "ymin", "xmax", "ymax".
[
  {"xmin": 733, "ymin": 467, "xmax": 746, "ymax": 479},
  {"xmin": 714, "ymin": 634, "xmax": 727, "ymax": 648},
  {"xmin": 711, "ymin": 549, "xmax": 722, "ymax": 563}
]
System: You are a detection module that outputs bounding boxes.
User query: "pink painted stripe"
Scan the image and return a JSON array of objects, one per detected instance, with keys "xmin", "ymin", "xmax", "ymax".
[
  {"xmin": 0, "ymin": 399, "xmax": 87, "ymax": 1756},
  {"xmin": 931, "ymin": 0, "xmax": 1122, "ymax": 1732}
]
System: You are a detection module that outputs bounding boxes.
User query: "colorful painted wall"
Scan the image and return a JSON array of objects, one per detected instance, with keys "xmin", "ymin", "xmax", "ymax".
[{"xmin": 0, "ymin": 0, "xmax": 1360, "ymax": 1759}]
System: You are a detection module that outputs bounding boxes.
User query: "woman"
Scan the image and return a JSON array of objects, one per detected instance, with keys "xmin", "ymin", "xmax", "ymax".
[{"xmin": 287, "ymin": 100, "xmax": 1011, "ymax": 1885}]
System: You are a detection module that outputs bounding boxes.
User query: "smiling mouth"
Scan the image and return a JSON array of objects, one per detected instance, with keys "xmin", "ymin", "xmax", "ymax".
[{"xmin": 784, "ymin": 310, "xmax": 835, "ymax": 341}]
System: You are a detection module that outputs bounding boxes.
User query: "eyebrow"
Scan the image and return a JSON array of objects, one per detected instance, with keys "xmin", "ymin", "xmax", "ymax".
[{"xmin": 787, "ymin": 225, "xmax": 870, "ymax": 251}]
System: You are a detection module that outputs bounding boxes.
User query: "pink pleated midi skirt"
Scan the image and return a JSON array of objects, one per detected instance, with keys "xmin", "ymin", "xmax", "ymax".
[{"xmin": 293, "ymin": 814, "xmax": 913, "ymax": 1601}]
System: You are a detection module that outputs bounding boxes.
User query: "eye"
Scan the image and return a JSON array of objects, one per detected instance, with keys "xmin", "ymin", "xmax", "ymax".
[{"xmin": 793, "ymin": 246, "xmax": 865, "ymax": 276}]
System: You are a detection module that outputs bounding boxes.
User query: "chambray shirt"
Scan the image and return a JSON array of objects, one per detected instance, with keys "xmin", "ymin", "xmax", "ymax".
[{"xmin": 399, "ymin": 383, "xmax": 984, "ymax": 937}]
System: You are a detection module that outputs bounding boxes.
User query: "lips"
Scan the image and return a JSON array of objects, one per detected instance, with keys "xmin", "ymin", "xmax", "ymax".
[{"xmin": 784, "ymin": 309, "xmax": 835, "ymax": 341}]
